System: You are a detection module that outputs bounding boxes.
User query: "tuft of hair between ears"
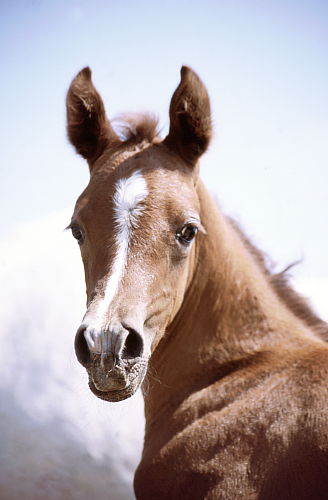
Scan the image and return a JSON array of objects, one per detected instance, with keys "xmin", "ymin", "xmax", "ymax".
[{"xmin": 112, "ymin": 113, "xmax": 161, "ymax": 144}]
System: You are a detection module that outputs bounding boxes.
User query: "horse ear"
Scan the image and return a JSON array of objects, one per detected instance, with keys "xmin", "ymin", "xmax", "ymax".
[
  {"xmin": 66, "ymin": 67, "xmax": 119, "ymax": 165},
  {"xmin": 164, "ymin": 66, "xmax": 212, "ymax": 166}
]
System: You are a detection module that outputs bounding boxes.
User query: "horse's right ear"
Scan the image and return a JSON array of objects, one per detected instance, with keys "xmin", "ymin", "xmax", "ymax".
[
  {"xmin": 66, "ymin": 67, "xmax": 119, "ymax": 166},
  {"xmin": 164, "ymin": 66, "xmax": 212, "ymax": 167}
]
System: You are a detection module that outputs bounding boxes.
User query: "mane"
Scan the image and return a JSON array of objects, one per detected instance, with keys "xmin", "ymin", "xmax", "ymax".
[
  {"xmin": 112, "ymin": 113, "xmax": 161, "ymax": 145},
  {"xmin": 227, "ymin": 216, "xmax": 328, "ymax": 341}
]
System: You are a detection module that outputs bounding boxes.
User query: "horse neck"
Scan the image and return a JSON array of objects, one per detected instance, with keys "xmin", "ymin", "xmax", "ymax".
[{"xmin": 143, "ymin": 179, "xmax": 316, "ymax": 426}]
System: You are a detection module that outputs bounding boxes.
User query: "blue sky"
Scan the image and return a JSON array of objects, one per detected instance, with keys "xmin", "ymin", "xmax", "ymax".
[{"xmin": 1, "ymin": 0, "xmax": 327, "ymax": 288}]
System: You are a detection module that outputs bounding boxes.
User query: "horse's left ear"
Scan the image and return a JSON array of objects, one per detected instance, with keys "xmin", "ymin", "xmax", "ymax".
[
  {"xmin": 164, "ymin": 66, "xmax": 212, "ymax": 167},
  {"xmin": 66, "ymin": 67, "xmax": 119, "ymax": 167}
]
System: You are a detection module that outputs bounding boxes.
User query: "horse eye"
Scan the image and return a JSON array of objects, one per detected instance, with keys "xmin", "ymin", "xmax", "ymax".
[
  {"xmin": 71, "ymin": 223, "xmax": 84, "ymax": 244},
  {"xmin": 176, "ymin": 223, "xmax": 198, "ymax": 245}
]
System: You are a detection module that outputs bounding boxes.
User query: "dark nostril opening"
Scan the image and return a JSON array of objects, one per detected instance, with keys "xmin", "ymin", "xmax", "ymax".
[
  {"xmin": 123, "ymin": 329, "xmax": 143, "ymax": 359},
  {"xmin": 74, "ymin": 326, "xmax": 90, "ymax": 367}
]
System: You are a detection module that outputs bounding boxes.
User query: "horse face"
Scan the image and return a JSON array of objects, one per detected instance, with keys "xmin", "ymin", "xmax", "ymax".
[
  {"xmin": 67, "ymin": 66, "xmax": 211, "ymax": 401},
  {"xmin": 72, "ymin": 149, "xmax": 201, "ymax": 401}
]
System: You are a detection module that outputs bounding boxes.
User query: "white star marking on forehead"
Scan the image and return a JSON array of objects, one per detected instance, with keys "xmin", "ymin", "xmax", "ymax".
[{"xmin": 84, "ymin": 169, "xmax": 148, "ymax": 352}]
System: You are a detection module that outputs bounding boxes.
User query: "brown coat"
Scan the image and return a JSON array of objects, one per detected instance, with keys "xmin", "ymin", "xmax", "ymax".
[{"xmin": 66, "ymin": 65, "xmax": 328, "ymax": 500}]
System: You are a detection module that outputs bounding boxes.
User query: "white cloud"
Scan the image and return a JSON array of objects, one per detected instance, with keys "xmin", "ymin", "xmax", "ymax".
[{"xmin": 0, "ymin": 212, "xmax": 144, "ymax": 500}]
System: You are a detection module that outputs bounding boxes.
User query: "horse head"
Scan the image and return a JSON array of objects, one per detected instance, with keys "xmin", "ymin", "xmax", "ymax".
[{"xmin": 66, "ymin": 66, "xmax": 212, "ymax": 402}]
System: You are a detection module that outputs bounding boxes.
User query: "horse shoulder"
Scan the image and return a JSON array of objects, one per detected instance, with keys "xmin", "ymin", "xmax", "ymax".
[
  {"xmin": 204, "ymin": 344, "xmax": 328, "ymax": 500},
  {"xmin": 135, "ymin": 344, "xmax": 328, "ymax": 500}
]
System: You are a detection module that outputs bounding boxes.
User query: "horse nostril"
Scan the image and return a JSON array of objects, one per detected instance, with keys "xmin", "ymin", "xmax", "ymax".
[
  {"xmin": 74, "ymin": 325, "xmax": 90, "ymax": 367},
  {"xmin": 123, "ymin": 329, "xmax": 144, "ymax": 359}
]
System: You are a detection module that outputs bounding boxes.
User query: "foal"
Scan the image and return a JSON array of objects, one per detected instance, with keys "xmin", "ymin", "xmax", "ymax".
[{"xmin": 66, "ymin": 66, "xmax": 328, "ymax": 500}]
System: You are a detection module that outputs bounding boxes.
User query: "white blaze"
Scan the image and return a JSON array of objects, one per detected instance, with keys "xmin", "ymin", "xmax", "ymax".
[{"xmin": 84, "ymin": 170, "xmax": 148, "ymax": 351}]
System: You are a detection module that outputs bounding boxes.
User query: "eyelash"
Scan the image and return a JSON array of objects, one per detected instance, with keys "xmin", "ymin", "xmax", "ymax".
[{"xmin": 70, "ymin": 223, "xmax": 84, "ymax": 244}]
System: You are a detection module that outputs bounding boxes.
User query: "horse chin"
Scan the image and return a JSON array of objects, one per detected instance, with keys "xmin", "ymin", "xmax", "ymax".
[{"xmin": 87, "ymin": 361, "xmax": 148, "ymax": 402}]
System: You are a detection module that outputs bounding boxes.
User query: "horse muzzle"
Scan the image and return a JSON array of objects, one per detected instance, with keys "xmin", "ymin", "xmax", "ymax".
[
  {"xmin": 74, "ymin": 322, "xmax": 148, "ymax": 401},
  {"xmin": 89, "ymin": 352, "xmax": 129, "ymax": 391}
]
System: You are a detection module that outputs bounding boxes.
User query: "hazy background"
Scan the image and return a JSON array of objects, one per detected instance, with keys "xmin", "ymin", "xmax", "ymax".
[{"xmin": 1, "ymin": 1, "xmax": 327, "ymax": 498}]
